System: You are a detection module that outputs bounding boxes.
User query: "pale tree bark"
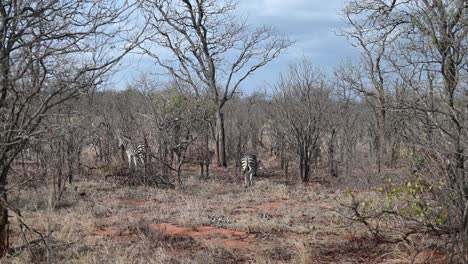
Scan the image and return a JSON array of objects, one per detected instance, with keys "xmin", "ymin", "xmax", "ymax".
[{"xmin": 137, "ymin": 0, "xmax": 292, "ymax": 167}]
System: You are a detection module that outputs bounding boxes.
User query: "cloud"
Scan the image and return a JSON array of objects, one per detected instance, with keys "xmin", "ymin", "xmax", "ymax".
[
  {"xmin": 240, "ymin": 0, "xmax": 343, "ymax": 18},
  {"xmin": 233, "ymin": 0, "xmax": 358, "ymax": 93},
  {"xmin": 239, "ymin": 0, "xmax": 345, "ymax": 37},
  {"xmin": 239, "ymin": 0, "xmax": 342, "ymax": 16},
  {"xmin": 111, "ymin": 0, "xmax": 358, "ymax": 91}
]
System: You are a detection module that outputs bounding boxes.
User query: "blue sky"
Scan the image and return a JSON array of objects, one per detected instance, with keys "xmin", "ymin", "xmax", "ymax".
[{"xmin": 111, "ymin": 0, "xmax": 359, "ymax": 93}]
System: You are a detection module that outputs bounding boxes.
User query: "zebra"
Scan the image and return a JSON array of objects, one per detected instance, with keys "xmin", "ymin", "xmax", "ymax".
[
  {"xmin": 241, "ymin": 154, "xmax": 260, "ymax": 188},
  {"xmin": 117, "ymin": 131, "xmax": 146, "ymax": 169}
]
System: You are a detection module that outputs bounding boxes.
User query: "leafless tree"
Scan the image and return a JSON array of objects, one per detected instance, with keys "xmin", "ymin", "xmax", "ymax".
[
  {"xmin": 387, "ymin": 0, "xmax": 465, "ymax": 258},
  {"xmin": 186, "ymin": 137, "xmax": 214, "ymax": 180},
  {"xmin": 271, "ymin": 59, "xmax": 331, "ymax": 182},
  {"xmin": 340, "ymin": 1, "xmax": 398, "ymax": 173},
  {"xmin": 333, "ymin": 68, "xmax": 371, "ymax": 179},
  {"xmin": 224, "ymin": 94, "xmax": 267, "ymax": 176},
  {"xmin": 80, "ymin": 91, "xmax": 123, "ymax": 171},
  {"xmin": 137, "ymin": 0, "xmax": 292, "ymax": 167},
  {"xmin": 132, "ymin": 77, "xmax": 215, "ymax": 186},
  {"xmin": 342, "ymin": 0, "xmax": 467, "ymax": 259},
  {"xmin": 0, "ymin": 0, "xmax": 141, "ymax": 255}
]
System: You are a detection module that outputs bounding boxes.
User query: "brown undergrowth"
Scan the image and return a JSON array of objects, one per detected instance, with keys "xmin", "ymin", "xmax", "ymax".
[{"xmin": 3, "ymin": 170, "xmax": 448, "ymax": 263}]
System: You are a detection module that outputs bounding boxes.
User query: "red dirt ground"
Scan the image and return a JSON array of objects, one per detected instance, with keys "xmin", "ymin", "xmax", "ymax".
[
  {"xmin": 92, "ymin": 226, "xmax": 138, "ymax": 242},
  {"xmin": 83, "ymin": 182, "xmax": 448, "ymax": 262},
  {"xmin": 92, "ymin": 197, "xmax": 336, "ymax": 249},
  {"xmin": 90, "ymin": 223, "xmax": 256, "ymax": 249},
  {"xmin": 150, "ymin": 223, "xmax": 256, "ymax": 249}
]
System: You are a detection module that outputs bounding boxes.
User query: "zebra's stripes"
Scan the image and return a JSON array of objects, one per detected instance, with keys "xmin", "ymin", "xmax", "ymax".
[
  {"xmin": 117, "ymin": 130, "xmax": 146, "ymax": 169},
  {"xmin": 241, "ymin": 154, "xmax": 259, "ymax": 187},
  {"xmin": 126, "ymin": 143, "xmax": 145, "ymax": 168}
]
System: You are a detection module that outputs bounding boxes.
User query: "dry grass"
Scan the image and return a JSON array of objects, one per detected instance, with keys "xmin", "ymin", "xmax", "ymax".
[{"xmin": 2, "ymin": 169, "xmax": 448, "ymax": 263}]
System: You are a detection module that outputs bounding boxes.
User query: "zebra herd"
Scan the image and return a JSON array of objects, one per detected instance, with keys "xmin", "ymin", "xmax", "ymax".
[{"xmin": 116, "ymin": 130, "xmax": 260, "ymax": 187}]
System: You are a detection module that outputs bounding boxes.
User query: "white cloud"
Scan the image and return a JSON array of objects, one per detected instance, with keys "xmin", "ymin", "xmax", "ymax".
[
  {"xmin": 233, "ymin": 0, "xmax": 358, "ymax": 93},
  {"xmin": 111, "ymin": 0, "xmax": 357, "ymax": 91},
  {"xmin": 239, "ymin": 0, "xmax": 344, "ymax": 19}
]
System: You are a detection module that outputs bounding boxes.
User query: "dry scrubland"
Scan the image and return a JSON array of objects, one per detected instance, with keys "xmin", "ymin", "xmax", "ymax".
[
  {"xmin": 4, "ymin": 165, "xmax": 447, "ymax": 264},
  {"xmin": 0, "ymin": 0, "xmax": 464, "ymax": 262}
]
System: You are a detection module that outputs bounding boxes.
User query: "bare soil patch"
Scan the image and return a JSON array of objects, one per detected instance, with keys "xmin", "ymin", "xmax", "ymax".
[
  {"xmin": 151, "ymin": 223, "xmax": 256, "ymax": 249},
  {"xmin": 91, "ymin": 225, "xmax": 139, "ymax": 242},
  {"xmin": 6, "ymin": 177, "xmax": 449, "ymax": 263}
]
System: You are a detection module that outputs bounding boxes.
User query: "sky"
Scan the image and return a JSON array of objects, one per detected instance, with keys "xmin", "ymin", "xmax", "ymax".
[{"xmin": 111, "ymin": 0, "xmax": 359, "ymax": 93}]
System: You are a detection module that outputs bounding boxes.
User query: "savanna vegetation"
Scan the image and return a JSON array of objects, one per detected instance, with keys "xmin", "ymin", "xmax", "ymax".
[{"xmin": 0, "ymin": 0, "xmax": 466, "ymax": 263}]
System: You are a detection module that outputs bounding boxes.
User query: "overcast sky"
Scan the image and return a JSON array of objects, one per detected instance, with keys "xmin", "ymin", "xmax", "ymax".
[{"xmin": 111, "ymin": 0, "xmax": 359, "ymax": 93}]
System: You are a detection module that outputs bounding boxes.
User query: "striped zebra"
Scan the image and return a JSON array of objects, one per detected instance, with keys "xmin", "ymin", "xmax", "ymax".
[
  {"xmin": 117, "ymin": 131, "xmax": 146, "ymax": 169},
  {"xmin": 241, "ymin": 154, "xmax": 260, "ymax": 188}
]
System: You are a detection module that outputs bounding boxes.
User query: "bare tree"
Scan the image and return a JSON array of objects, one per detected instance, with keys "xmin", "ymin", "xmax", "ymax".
[
  {"xmin": 137, "ymin": 0, "xmax": 292, "ymax": 167},
  {"xmin": 186, "ymin": 133, "xmax": 214, "ymax": 180},
  {"xmin": 333, "ymin": 68, "xmax": 370, "ymax": 179},
  {"xmin": 0, "ymin": 0, "xmax": 141, "ymax": 255},
  {"xmin": 342, "ymin": 0, "xmax": 467, "ymax": 259},
  {"xmin": 271, "ymin": 59, "xmax": 331, "ymax": 182},
  {"xmin": 132, "ymin": 77, "xmax": 215, "ymax": 186},
  {"xmin": 224, "ymin": 94, "xmax": 267, "ymax": 176},
  {"xmin": 339, "ymin": 0, "xmax": 398, "ymax": 173},
  {"xmin": 386, "ymin": 0, "xmax": 466, "ymax": 258}
]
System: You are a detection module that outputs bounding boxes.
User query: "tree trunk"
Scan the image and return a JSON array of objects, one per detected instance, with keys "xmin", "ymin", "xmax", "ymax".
[
  {"xmin": 303, "ymin": 145, "xmax": 310, "ymax": 183},
  {"xmin": 375, "ymin": 105, "xmax": 386, "ymax": 174},
  {"xmin": 390, "ymin": 137, "xmax": 400, "ymax": 167},
  {"xmin": 177, "ymin": 167, "xmax": 182, "ymax": 186},
  {"xmin": 203, "ymin": 128, "xmax": 210, "ymax": 179},
  {"xmin": 67, "ymin": 137, "xmax": 74, "ymax": 184},
  {"xmin": 329, "ymin": 128, "xmax": 338, "ymax": 177},
  {"xmin": 120, "ymin": 144, "xmax": 126, "ymax": 164},
  {"xmin": 77, "ymin": 147, "xmax": 82, "ymax": 179},
  {"xmin": 299, "ymin": 145, "xmax": 304, "ymax": 180},
  {"xmin": 143, "ymin": 135, "xmax": 149, "ymax": 185},
  {"xmin": 284, "ymin": 160, "xmax": 289, "ymax": 179},
  {"xmin": 161, "ymin": 143, "xmax": 169, "ymax": 177},
  {"xmin": 215, "ymin": 110, "xmax": 227, "ymax": 167},
  {"xmin": 0, "ymin": 169, "xmax": 9, "ymax": 256},
  {"xmin": 212, "ymin": 121, "xmax": 220, "ymax": 165}
]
